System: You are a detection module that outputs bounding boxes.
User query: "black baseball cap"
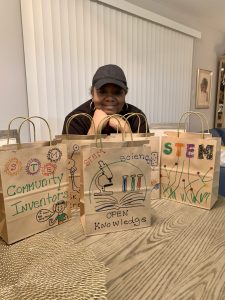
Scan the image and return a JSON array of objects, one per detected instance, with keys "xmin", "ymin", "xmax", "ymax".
[{"xmin": 92, "ymin": 64, "xmax": 128, "ymax": 91}]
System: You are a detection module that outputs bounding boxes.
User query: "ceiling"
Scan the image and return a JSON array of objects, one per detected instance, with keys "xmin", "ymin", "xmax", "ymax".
[{"xmin": 127, "ymin": 0, "xmax": 225, "ymax": 34}]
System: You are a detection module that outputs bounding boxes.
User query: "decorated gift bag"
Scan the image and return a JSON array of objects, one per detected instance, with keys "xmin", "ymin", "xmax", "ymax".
[
  {"xmin": 108, "ymin": 113, "xmax": 161, "ymax": 200},
  {"xmin": 161, "ymin": 112, "xmax": 221, "ymax": 209},
  {"xmin": 124, "ymin": 113, "xmax": 160, "ymax": 200},
  {"xmin": 80, "ymin": 116, "xmax": 151, "ymax": 235},
  {"xmin": 0, "ymin": 116, "xmax": 71, "ymax": 244},
  {"xmin": 55, "ymin": 113, "xmax": 104, "ymax": 210},
  {"xmin": 134, "ymin": 134, "xmax": 160, "ymax": 200}
]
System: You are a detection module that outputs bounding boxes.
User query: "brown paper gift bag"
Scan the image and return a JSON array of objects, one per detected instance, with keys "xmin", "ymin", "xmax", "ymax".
[
  {"xmin": 80, "ymin": 116, "xmax": 151, "ymax": 235},
  {"xmin": 108, "ymin": 113, "xmax": 160, "ymax": 200},
  {"xmin": 137, "ymin": 134, "xmax": 160, "ymax": 200},
  {"xmin": 0, "ymin": 116, "xmax": 71, "ymax": 244},
  {"xmin": 55, "ymin": 113, "xmax": 103, "ymax": 210},
  {"xmin": 160, "ymin": 112, "xmax": 221, "ymax": 209},
  {"xmin": 125, "ymin": 113, "xmax": 160, "ymax": 200}
]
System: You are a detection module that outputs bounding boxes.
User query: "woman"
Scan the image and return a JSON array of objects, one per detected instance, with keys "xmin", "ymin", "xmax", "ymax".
[
  {"xmin": 199, "ymin": 77, "xmax": 209, "ymax": 105},
  {"xmin": 62, "ymin": 64, "xmax": 148, "ymax": 135}
]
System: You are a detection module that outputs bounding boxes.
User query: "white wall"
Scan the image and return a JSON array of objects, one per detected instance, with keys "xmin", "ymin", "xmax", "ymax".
[
  {"xmin": 126, "ymin": 0, "xmax": 225, "ymax": 130},
  {"xmin": 191, "ymin": 27, "xmax": 225, "ymax": 130},
  {"xmin": 1, "ymin": 0, "xmax": 225, "ymax": 136},
  {"xmin": 0, "ymin": 0, "xmax": 29, "ymax": 141}
]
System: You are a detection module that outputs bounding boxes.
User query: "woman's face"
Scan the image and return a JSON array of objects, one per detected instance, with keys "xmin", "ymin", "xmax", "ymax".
[
  {"xmin": 200, "ymin": 79, "xmax": 208, "ymax": 93},
  {"xmin": 92, "ymin": 84, "xmax": 126, "ymax": 115}
]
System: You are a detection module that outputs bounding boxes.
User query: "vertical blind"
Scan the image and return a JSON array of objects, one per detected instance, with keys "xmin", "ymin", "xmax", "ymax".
[{"xmin": 21, "ymin": 0, "xmax": 193, "ymax": 140}]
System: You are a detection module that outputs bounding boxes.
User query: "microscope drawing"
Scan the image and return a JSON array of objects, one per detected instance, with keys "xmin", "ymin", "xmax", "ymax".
[
  {"xmin": 94, "ymin": 160, "xmax": 114, "ymax": 196},
  {"xmin": 91, "ymin": 160, "xmax": 146, "ymax": 212}
]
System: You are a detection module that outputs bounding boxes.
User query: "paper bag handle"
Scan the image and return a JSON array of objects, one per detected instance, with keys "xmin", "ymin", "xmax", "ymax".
[
  {"xmin": 66, "ymin": 113, "xmax": 96, "ymax": 135},
  {"xmin": 18, "ymin": 116, "xmax": 52, "ymax": 145},
  {"xmin": 178, "ymin": 111, "xmax": 206, "ymax": 138},
  {"xmin": 97, "ymin": 115, "xmax": 123, "ymax": 141},
  {"xmin": 123, "ymin": 112, "xmax": 149, "ymax": 135},
  {"xmin": 108, "ymin": 114, "xmax": 133, "ymax": 138},
  {"xmin": 7, "ymin": 116, "xmax": 36, "ymax": 144},
  {"xmin": 183, "ymin": 111, "xmax": 210, "ymax": 133},
  {"xmin": 123, "ymin": 113, "xmax": 141, "ymax": 133},
  {"xmin": 97, "ymin": 115, "xmax": 133, "ymax": 147}
]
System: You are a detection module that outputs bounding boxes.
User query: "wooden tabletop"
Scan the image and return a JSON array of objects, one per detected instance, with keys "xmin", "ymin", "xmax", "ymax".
[{"xmin": 52, "ymin": 196, "xmax": 225, "ymax": 300}]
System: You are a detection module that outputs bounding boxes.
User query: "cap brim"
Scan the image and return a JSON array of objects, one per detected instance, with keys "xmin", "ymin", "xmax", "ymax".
[{"xmin": 94, "ymin": 78, "xmax": 127, "ymax": 91}]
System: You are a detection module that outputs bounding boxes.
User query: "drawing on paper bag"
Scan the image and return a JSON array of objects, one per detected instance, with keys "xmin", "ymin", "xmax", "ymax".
[
  {"xmin": 67, "ymin": 144, "xmax": 81, "ymax": 207},
  {"xmin": 89, "ymin": 160, "xmax": 147, "ymax": 212},
  {"xmin": 36, "ymin": 200, "xmax": 69, "ymax": 225},
  {"xmin": 161, "ymin": 140, "xmax": 216, "ymax": 205}
]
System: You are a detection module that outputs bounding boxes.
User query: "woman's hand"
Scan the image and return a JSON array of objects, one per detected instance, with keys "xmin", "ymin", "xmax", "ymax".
[{"xmin": 88, "ymin": 109, "xmax": 107, "ymax": 135}]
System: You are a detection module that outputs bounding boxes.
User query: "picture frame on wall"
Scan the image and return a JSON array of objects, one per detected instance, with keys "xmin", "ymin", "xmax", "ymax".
[{"xmin": 195, "ymin": 68, "xmax": 213, "ymax": 109}]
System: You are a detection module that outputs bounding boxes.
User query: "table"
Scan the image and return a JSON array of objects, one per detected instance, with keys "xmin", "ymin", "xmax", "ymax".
[{"xmin": 51, "ymin": 196, "xmax": 225, "ymax": 300}]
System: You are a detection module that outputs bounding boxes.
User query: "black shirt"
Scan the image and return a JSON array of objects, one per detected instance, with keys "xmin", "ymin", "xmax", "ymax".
[{"xmin": 62, "ymin": 99, "xmax": 149, "ymax": 135}]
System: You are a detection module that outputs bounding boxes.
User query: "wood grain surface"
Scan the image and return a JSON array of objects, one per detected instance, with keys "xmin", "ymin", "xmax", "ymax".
[{"xmin": 52, "ymin": 196, "xmax": 225, "ymax": 300}]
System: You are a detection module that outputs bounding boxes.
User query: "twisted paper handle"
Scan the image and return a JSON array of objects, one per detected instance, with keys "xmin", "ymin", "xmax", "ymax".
[
  {"xmin": 178, "ymin": 111, "xmax": 206, "ymax": 139},
  {"xmin": 123, "ymin": 112, "xmax": 149, "ymax": 135},
  {"xmin": 7, "ymin": 116, "xmax": 36, "ymax": 144},
  {"xmin": 97, "ymin": 115, "xmax": 133, "ymax": 147},
  {"xmin": 66, "ymin": 113, "xmax": 96, "ymax": 134},
  {"xmin": 18, "ymin": 116, "xmax": 52, "ymax": 145}
]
